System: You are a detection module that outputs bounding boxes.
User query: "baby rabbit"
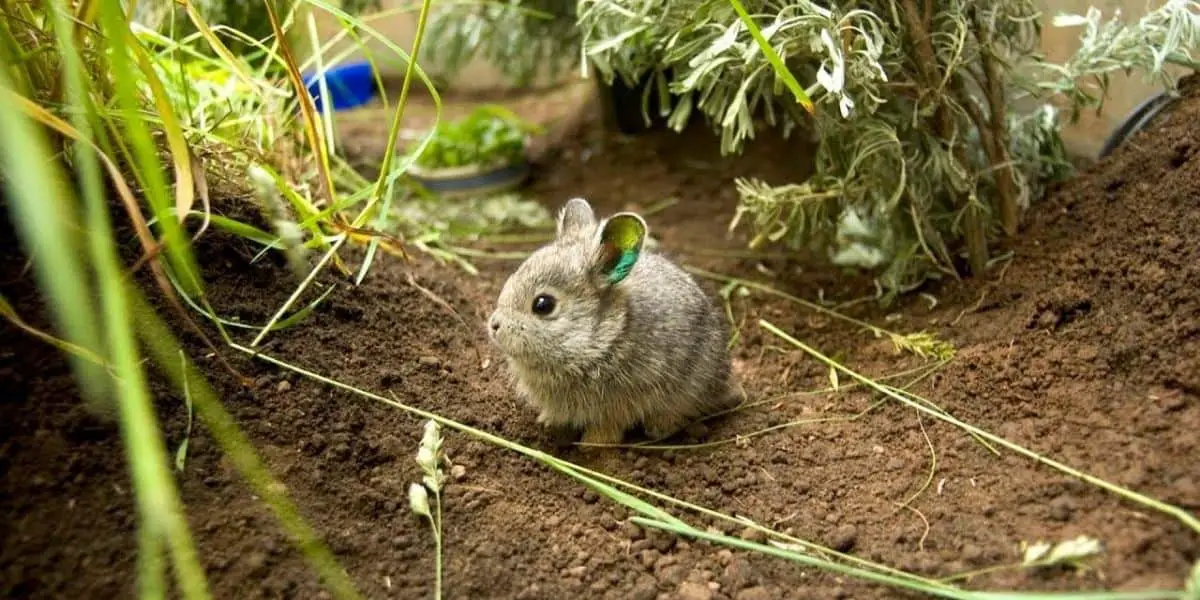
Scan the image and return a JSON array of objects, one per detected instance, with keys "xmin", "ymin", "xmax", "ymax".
[{"xmin": 488, "ymin": 197, "xmax": 739, "ymax": 446}]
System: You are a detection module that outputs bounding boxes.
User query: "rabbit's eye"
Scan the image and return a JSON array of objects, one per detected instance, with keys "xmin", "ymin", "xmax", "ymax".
[{"xmin": 531, "ymin": 294, "xmax": 556, "ymax": 316}]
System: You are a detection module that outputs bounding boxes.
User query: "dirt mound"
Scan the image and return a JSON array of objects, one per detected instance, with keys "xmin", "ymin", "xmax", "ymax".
[{"xmin": 2, "ymin": 75, "xmax": 1198, "ymax": 599}]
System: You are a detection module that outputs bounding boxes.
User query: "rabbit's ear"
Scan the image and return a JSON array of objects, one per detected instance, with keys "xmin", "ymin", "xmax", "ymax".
[
  {"xmin": 557, "ymin": 197, "xmax": 597, "ymax": 240},
  {"xmin": 595, "ymin": 213, "xmax": 646, "ymax": 285}
]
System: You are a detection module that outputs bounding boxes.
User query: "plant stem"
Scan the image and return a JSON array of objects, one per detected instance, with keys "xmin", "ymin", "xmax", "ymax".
[
  {"xmin": 760, "ymin": 319, "xmax": 1200, "ymax": 537},
  {"xmin": 898, "ymin": 0, "xmax": 988, "ymax": 275},
  {"xmin": 133, "ymin": 290, "xmax": 362, "ymax": 599},
  {"xmin": 969, "ymin": 7, "xmax": 1020, "ymax": 237},
  {"xmin": 637, "ymin": 519, "xmax": 1182, "ymax": 600},
  {"xmin": 434, "ymin": 490, "xmax": 443, "ymax": 600}
]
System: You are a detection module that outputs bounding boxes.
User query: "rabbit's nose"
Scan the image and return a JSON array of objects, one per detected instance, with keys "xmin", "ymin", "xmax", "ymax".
[{"xmin": 488, "ymin": 314, "xmax": 501, "ymax": 334}]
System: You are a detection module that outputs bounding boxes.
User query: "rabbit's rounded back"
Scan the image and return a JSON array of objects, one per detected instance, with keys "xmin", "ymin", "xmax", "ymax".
[{"xmin": 489, "ymin": 197, "xmax": 736, "ymax": 444}]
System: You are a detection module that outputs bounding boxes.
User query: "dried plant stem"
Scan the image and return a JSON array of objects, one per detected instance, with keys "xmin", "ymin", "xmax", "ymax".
[
  {"xmin": 762, "ymin": 320, "xmax": 1200, "ymax": 538},
  {"xmin": 898, "ymin": 0, "xmax": 988, "ymax": 275},
  {"xmin": 970, "ymin": 8, "xmax": 1020, "ymax": 237}
]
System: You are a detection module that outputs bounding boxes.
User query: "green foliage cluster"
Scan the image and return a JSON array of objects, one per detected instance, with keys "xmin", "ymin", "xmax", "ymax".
[
  {"xmin": 413, "ymin": 106, "xmax": 535, "ymax": 170},
  {"xmin": 421, "ymin": 0, "xmax": 579, "ymax": 87},
  {"xmin": 422, "ymin": 0, "xmax": 1199, "ymax": 300}
]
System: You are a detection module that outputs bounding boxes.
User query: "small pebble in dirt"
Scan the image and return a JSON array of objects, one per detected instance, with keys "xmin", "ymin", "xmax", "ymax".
[
  {"xmin": 640, "ymin": 549, "xmax": 660, "ymax": 570},
  {"xmin": 658, "ymin": 563, "xmax": 686, "ymax": 586},
  {"xmin": 722, "ymin": 556, "xmax": 754, "ymax": 590},
  {"xmin": 736, "ymin": 587, "xmax": 775, "ymax": 600},
  {"xmin": 677, "ymin": 581, "xmax": 713, "ymax": 600},
  {"xmin": 737, "ymin": 526, "xmax": 766, "ymax": 544},
  {"xmin": 630, "ymin": 574, "xmax": 658, "ymax": 600},
  {"xmin": 245, "ymin": 551, "xmax": 268, "ymax": 573},
  {"xmin": 1049, "ymin": 495, "xmax": 1076, "ymax": 521},
  {"xmin": 418, "ymin": 355, "xmax": 442, "ymax": 369},
  {"xmin": 886, "ymin": 457, "xmax": 905, "ymax": 470},
  {"xmin": 961, "ymin": 543, "xmax": 984, "ymax": 563},
  {"xmin": 450, "ymin": 464, "xmax": 467, "ymax": 480},
  {"xmin": 651, "ymin": 532, "xmax": 677, "ymax": 553},
  {"xmin": 622, "ymin": 520, "xmax": 645, "ymax": 540},
  {"xmin": 276, "ymin": 380, "xmax": 292, "ymax": 393},
  {"xmin": 516, "ymin": 584, "xmax": 542, "ymax": 600},
  {"xmin": 581, "ymin": 490, "xmax": 599, "ymax": 504},
  {"xmin": 830, "ymin": 525, "xmax": 858, "ymax": 552}
]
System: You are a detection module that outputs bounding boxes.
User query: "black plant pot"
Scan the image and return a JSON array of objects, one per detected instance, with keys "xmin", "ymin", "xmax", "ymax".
[
  {"xmin": 1098, "ymin": 90, "xmax": 1180, "ymax": 158},
  {"xmin": 595, "ymin": 67, "xmax": 676, "ymax": 135}
]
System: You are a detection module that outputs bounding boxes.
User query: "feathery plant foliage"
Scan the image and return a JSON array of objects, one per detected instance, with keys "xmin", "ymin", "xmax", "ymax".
[
  {"xmin": 421, "ymin": 0, "xmax": 580, "ymax": 87},
  {"xmin": 418, "ymin": 0, "xmax": 1199, "ymax": 301}
]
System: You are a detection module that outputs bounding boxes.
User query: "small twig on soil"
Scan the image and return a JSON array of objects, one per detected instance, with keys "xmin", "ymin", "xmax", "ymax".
[
  {"xmin": 628, "ymin": 360, "xmax": 948, "ymax": 451},
  {"xmin": 405, "ymin": 271, "xmax": 484, "ymax": 365},
  {"xmin": 951, "ymin": 256, "xmax": 1013, "ymax": 326},
  {"xmin": 893, "ymin": 503, "xmax": 931, "ymax": 553},
  {"xmin": 892, "ymin": 413, "xmax": 938, "ymax": 517}
]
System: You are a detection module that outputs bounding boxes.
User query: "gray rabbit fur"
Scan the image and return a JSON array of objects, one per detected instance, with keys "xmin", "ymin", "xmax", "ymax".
[{"xmin": 487, "ymin": 197, "xmax": 740, "ymax": 446}]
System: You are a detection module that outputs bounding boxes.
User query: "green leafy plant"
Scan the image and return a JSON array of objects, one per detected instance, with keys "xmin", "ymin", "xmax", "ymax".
[
  {"xmin": 412, "ymin": 105, "xmax": 538, "ymax": 170},
  {"xmin": 420, "ymin": 0, "xmax": 1199, "ymax": 302},
  {"xmin": 421, "ymin": 0, "xmax": 579, "ymax": 87}
]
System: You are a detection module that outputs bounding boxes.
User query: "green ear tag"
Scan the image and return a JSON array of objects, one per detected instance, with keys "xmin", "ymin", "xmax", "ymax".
[{"xmin": 599, "ymin": 214, "xmax": 646, "ymax": 284}]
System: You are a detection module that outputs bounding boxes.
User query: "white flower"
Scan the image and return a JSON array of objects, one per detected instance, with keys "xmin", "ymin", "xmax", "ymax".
[
  {"xmin": 815, "ymin": 29, "xmax": 855, "ymax": 118},
  {"xmin": 839, "ymin": 95, "xmax": 855, "ymax": 118},
  {"xmin": 420, "ymin": 419, "xmax": 442, "ymax": 451},
  {"xmin": 416, "ymin": 446, "xmax": 436, "ymax": 470},
  {"xmin": 815, "ymin": 30, "xmax": 845, "ymax": 94},
  {"xmin": 408, "ymin": 483, "xmax": 431, "ymax": 518}
]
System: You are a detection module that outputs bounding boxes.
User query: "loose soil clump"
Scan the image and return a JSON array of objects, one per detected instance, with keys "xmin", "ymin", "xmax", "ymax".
[{"xmin": 2, "ymin": 76, "xmax": 1199, "ymax": 599}]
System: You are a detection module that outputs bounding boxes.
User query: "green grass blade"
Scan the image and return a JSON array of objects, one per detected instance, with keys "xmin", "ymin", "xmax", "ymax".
[
  {"xmin": 726, "ymin": 0, "xmax": 815, "ymax": 114},
  {"xmin": 636, "ymin": 519, "xmax": 1183, "ymax": 600},
  {"xmin": 130, "ymin": 289, "xmax": 362, "ymax": 600},
  {"xmin": 0, "ymin": 72, "xmax": 109, "ymax": 415},
  {"xmin": 98, "ymin": 0, "xmax": 205, "ymax": 300}
]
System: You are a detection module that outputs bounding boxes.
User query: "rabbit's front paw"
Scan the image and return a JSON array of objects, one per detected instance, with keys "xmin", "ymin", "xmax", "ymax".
[
  {"xmin": 536, "ymin": 410, "xmax": 569, "ymax": 429},
  {"xmin": 579, "ymin": 423, "xmax": 624, "ymax": 447},
  {"xmin": 643, "ymin": 413, "xmax": 689, "ymax": 442}
]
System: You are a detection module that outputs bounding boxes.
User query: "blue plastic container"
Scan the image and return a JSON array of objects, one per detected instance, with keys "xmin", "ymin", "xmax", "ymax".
[{"xmin": 303, "ymin": 60, "xmax": 378, "ymax": 112}]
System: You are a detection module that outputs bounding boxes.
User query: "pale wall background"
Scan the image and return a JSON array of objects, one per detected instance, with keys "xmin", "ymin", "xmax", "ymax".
[{"xmin": 306, "ymin": 0, "xmax": 1181, "ymax": 157}]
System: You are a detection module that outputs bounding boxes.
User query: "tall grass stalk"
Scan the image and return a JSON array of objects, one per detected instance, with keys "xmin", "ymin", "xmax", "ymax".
[
  {"xmin": 0, "ymin": 7, "xmax": 208, "ymax": 599},
  {"xmin": 0, "ymin": 1, "xmax": 390, "ymax": 596},
  {"xmin": 248, "ymin": 0, "xmax": 442, "ymax": 346}
]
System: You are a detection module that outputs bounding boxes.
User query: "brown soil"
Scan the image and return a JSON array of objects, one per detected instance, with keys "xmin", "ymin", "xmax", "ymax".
[{"xmin": 2, "ymin": 74, "xmax": 1199, "ymax": 600}]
